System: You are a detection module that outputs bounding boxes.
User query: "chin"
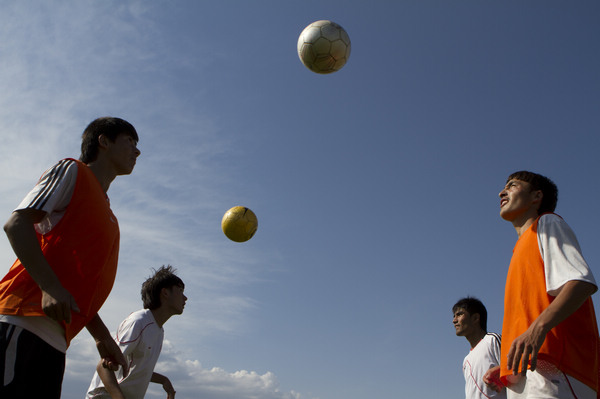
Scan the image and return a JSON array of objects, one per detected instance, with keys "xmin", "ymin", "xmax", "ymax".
[
  {"xmin": 499, "ymin": 210, "xmax": 513, "ymax": 221},
  {"xmin": 117, "ymin": 168, "xmax": 135, "ymax": 176}
]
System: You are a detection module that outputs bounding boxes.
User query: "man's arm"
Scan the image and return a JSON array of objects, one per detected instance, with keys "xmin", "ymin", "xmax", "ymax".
[
  {"xmin": 483, "ymin": 366, "xmax": 503, "ymax": 392},
  {"xmin": 507, "ymin": 279, "xmax": 596, "ymax": 375},
  {"xmin": 3, "ymin": 209, "xmax": 80, "ymax": 322},
  {"xmin": 151, "ymin": 372, "xmax": 176, "ymax": 398},
  {"xmin": 86, "ymin": 314, "xmax": 129, "ymax": 377},
  {"xmin": 95, "ymin": 360, "xmax": 126, "ymax": 399},
  {"xmin": 482, "ymin": 334, "xmax": 505, "ymax": 393}
]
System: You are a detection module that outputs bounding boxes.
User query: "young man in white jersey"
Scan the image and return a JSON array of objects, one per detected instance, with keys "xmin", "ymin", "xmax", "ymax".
[
  {"xmin": 484, "ymin": 171, "xmax": 599, "ymax": 399},
  {"xmin": 87, "ymin": 265, "xmax": 187, "ymax": 399},
  {"xmin": 0, "ymin": 117, "xmax": 140, "ymax": 398},
  {"xmin": 453, "ymin": 297, "xmax": 506, "ymax": 399}
]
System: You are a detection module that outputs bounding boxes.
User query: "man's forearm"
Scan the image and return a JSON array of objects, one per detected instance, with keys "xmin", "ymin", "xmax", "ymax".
[
  {"xmin": 507, "ymin": 279, "xmax": 597, "ymax": 374},
  {"xmin": 152, "ymin": 372, "xmax": 176, "ymax": 397},
  {"xmin": 96, "ymin": 361, "xmax": 125, "ymax": 399},
  {"xmin": 86, "ymin": 314, "xmax": 129, "ymax": 377},
  {"xmin": 533, "ymin": 280, "xmax": 596, "ymax": 334},
  {"xmin": 86, "ymin": 313, "xmax": 112, "ymax": 343},
  {"xmin": 4, "ymin": 210, "xmax": 62, "ymax": 292},
  {"xmin": 4, "ymin": 209, "xmax": 79, "ymax": 322}
]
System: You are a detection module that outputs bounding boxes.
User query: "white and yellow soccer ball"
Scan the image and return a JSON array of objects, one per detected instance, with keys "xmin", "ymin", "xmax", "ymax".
[
  {"xmin": 221, "ymin": 206, "xmax": 258, "ymax": 243},
  {"xmin": 297, "ymin": 20, "xmax": 351, "ymax": 74}
]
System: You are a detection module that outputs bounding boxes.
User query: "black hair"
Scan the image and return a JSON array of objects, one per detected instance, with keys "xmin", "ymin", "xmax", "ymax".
[
  {"xmin": 452, "ymin": 296, "xmax": 487, "ymax": 332},
  {"xmin": 507, "ymin": 171, "xmax": 558, "ymax": 214},
  {"xmin": 80, "ymin": 116, "xmax": 138, "ymax": 163},
  {"xmin": 141, "ymin": 265, "xmax": 184, "ymax": 310}
]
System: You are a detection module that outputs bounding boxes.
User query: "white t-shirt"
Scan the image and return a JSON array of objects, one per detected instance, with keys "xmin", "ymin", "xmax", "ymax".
[
  {"xmin": 0, "ymin": 159, "xmax": 79, "ymax": 353},
  {"xmin": 87, "ymin": 309, "xmax": 164, "ymax": 399},
  {"xmin": 463, "ymin": 333, "xmax": 506, "ymax": 399},
  {"xmin": 537, "ymin": 213, "xmax": 596, "ymax": 295}
]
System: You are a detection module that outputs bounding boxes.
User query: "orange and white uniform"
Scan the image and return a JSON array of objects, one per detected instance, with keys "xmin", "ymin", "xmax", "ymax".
[
  {"xmin": 0, "ymin": 159, "xmax": 120, "ymax": 350},
  {"xmin": 501, "ymin": 213, "xmax": 599, "ymax": 397}
]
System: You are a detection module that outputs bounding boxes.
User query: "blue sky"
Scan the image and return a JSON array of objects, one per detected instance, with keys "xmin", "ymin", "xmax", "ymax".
[{"xmin": 1, "ymin": 1, "xmax": 599, "ymax": 398}]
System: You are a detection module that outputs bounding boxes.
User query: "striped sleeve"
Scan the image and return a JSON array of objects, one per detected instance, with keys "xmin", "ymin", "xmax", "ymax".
[
  {"xmin": 488, "ymin": 332, "xmax": 501, "ymax": 346},
  {"xmin": 15, "ymin": 159, "xmax": 78, "ymax": 214},
  {"xmin": 487, "ymin": 332, "xmax": 502, "ymax": 365}
]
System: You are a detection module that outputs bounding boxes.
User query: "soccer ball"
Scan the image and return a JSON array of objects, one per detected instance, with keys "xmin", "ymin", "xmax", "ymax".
[
  {"xmin": 221, "ymin": 206, "xmax": 258, "ymax": 242},
  {"xmin": 297, "ymin": 20, "xmax": 351, "ymax": 74}
]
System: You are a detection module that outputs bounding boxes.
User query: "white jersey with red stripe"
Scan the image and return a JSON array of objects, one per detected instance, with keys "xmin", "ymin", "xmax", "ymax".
[
  {"xmin": 463, "ymin": 333, "xmax": 506, "ymax": 399},
  {"xmin": 87, "ymin": 309, "xmax": 164, "ymax": 399}
]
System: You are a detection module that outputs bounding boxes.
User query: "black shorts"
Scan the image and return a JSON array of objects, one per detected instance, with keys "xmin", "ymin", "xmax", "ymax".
[{"xmin": 0, "ymin": 322, "xmax": 65, "ymax": 399}]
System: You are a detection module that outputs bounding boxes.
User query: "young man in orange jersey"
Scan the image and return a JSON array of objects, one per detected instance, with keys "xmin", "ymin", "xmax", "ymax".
[
  {"xmin": 0, "ymin": 117, "xmax": 141, "ymax": 398},
  {"xmin": 484, "ymin": 171, "xmax": 599, "ymax": 399}
]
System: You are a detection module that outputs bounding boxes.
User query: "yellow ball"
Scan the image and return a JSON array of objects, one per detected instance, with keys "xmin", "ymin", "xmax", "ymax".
[{"xmin": 221, "ymin": 206, "xmax": 258, "ymax": 242}]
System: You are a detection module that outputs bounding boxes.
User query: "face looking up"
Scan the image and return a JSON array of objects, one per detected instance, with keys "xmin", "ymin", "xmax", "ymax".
[{"xmin": 499, "ymin": 179, "xmax": 542, "ymax": 223}]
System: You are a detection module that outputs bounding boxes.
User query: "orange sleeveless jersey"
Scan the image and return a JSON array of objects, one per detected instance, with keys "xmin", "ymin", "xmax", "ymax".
[
  {"xmin": 500, "ymin": 216, "xmax": 599, "ymax": 391},
  {"xmin": 0, "ymin": 159, "xmax": 120, "ymax": 346}
]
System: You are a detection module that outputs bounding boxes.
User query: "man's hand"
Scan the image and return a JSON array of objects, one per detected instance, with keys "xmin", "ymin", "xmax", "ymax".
[
  {"xmin": 152, "ymin": 373, "xmax": 176, "ymax": 398},
  {"xmin": 87, "ymin": 314, "xmax": 129, "ymax": 377},
  {"xmin": 507, "ymin": 321, "xmax": 547, "ymax": 375},
  {"xmin": 483, "ymin": 366, "xmax": 503, "ymax": 392},
  {"xmin": 96, "ymin": 337, "xmax": 129, "ymax": 377},
  {"xmin": 163, "ymin": 379, "xmax": 176, "ymax": 399},
  {"xmin": 507, "ymin": 280, "xmax": 596, "ymax": 375},
  {"xmin": 41, "ymin": 285, "xmax": 80, "ymax": 324}
]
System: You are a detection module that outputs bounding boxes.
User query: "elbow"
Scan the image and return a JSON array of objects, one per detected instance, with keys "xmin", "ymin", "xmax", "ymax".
[
  {"xmin": 571, "ymin": 280, "xmax": 597, "ymax": 299},
  {"xmin": 4, "ymin": 210, "xmax": 45, "ymax": 239},
  {"xmin": 585, "ymin": 281, "xmax": 598, "ymax": 296},
  {"xmin": 4, "ymin": 213, "xmax": 19, "ymax": 237}
]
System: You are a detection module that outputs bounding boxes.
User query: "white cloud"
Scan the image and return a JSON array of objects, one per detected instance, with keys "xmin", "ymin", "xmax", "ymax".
[
  {"xmin": 65, "ymin": 339, "xmax": 312, "ymax": 399},
  {"xmin": 149, "ymin": 342, "xmax": 304, "ymax": 399}
]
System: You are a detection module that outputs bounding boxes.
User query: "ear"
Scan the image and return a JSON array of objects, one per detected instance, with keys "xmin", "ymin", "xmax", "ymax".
[
  {"xmin": 531, "ymin": 189, "xmax": 543, "ymax": 209},
  {"xmin": 98, "ymin": 134, "xmax": 110, "ymax": 149},
  {"xmin": 471, "ymin": 312, "xmax": 480, "ymax": 324}
]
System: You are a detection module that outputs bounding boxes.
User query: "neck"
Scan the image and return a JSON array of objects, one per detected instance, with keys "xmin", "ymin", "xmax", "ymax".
[
  {"xmin": 86, "ymin": 161, "xmax": 116, "ymax": 193},
  {"xmin": 512, "ymin": 213, "xmax": 539, "ymax": 237},
  {"xmin": 466, "ymin": 330, "xmax": 486, "ymax": 349},
  {"xmin": 507, "ymin": 206, "xmax": 541, "ymax": 238},
  {"xmin": 150, "ymin": 308, "xmax": 173, "ymax": 328}
]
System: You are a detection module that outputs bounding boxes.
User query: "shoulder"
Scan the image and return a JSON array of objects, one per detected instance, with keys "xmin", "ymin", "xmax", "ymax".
[
  {"xmin": 125, "ymin": 309, "xmax": 155, "ymax": 326},
  {"xmin": 48, "ymin": 158, "xmax": 79, "ymax": 172},
  {"xmin": 40, "ymin": 158, "xmax": 79, "ymax": 181},
  {"xmin": 16, "ymin": 159, "xmax": 79, "ymax": 213},
  {"xmin": 35, "ymin": 159, "xmax": 79, "ymax": 192},
  {"xmin": 117, "ymin": 310, "xmax": 157, "ymax": 341},
  {"xmin": 478, "ymin": 333, "xmax": 502, "ymax": 361},
  {"xmin": 538, "ymin": 213, "xmax": 564, "ymax": 227},
  {"xmin": 485, "ymin": 332, "xmax": 501, "ymax": 346},
  {"xmin": 537, "ymin": 213, "xmax": 577, "ymax": 240},
  {"xmin": 538, "ymin": 213, "xmax": 579, "ymax": 231}
]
